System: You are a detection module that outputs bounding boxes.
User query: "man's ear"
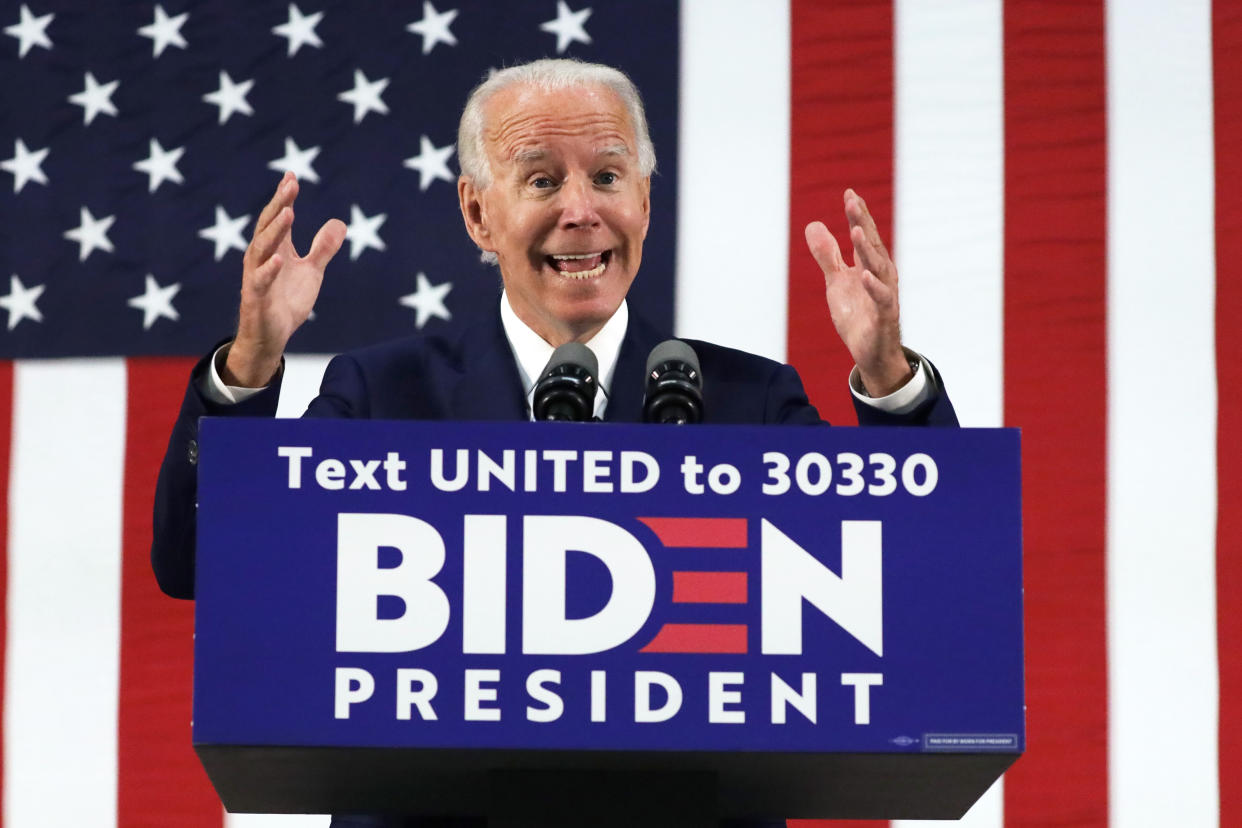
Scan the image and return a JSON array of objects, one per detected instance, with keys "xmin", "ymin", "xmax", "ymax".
[
  {"xmin": 458, "ymin": 176, "xmax": 493, "ymax": 251},
  {"xmin": 640, "ymin": 176, "xmax": 651, "ymax": 238}
]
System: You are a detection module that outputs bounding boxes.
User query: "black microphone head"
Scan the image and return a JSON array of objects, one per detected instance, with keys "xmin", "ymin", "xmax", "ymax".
[
  {"xmin": 542, "ymin": 342, "xmax": 599, "ymax": 381},
  {"xmin": 533, "ymin": 342, "xmax": 599, "ymax": 421},
  {"xmin": 645, "ymin": 339, "xmax": 700, "ymax": 378},
  {"xmin": 643, "ymin": 339, "xmax": 703, "ymax": 425}
]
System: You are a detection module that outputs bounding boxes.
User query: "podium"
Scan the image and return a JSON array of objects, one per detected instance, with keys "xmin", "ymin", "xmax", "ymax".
[{"xmin": 192, "ymin": 419, "xmax": 1023, "ymax": 823}]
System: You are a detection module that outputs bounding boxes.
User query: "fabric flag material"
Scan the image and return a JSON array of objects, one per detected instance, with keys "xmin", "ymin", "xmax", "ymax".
[{"xmin": 0, "ymin": 1, "xmax": 1237, "ymax": 827}]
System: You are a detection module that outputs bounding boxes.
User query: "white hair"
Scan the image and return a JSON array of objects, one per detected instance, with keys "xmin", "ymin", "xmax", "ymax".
[{"xmin": 457, "ymin": 58, "xmax": 657, "ymax": 190}]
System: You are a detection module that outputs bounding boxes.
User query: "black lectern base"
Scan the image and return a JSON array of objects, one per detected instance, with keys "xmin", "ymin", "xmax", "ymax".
[
  {"xmin": 197, "ymin": 744, "xmax": 1017, "ymax": 821},
  {"xmin": 489, "ymin": 769, "xmax": 716, "ymax": 828}
]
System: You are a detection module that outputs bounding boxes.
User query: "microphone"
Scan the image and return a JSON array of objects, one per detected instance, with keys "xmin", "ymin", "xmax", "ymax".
[
  {"xmin": 643, "ymin": 340, "xmax": 703, "ymax": 424},
  {"xmin": 533, "ymin": 342, "xmax": 599, "ymax": 421}
]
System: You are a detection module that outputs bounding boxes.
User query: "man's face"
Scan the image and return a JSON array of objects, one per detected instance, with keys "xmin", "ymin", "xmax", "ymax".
[{"xmin": 459, "ymin": 83, "xmax": 651, "ymax": 346}]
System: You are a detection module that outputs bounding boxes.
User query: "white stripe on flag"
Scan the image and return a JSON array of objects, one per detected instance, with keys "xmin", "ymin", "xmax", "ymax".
[
  {"xmin": 276, "ymin": 354, "xmax": 336, "ymax": 419},
  {"xmin": 1107, "ymin": 1, "xmax": 1219, "ymax": 825},
  {"xmin": 892, "ymin": 2, "xmax": 1004, "ymax": 824},
  {"xmin": 4, "ymin": 360, "xmax": 125, "ymax": 828},
  {"xmin": 676, "ymin": 0, "xmax": 790, "ymax": 362},
  {"xmin": 893, "ymin": 0, "xmax": 1005, "ymax": 430}
]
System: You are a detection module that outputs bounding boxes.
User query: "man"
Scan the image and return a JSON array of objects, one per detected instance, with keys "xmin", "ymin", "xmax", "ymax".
[{"xmin": 152, "ymin": 58, "xmax": 956, "ymax": 824}]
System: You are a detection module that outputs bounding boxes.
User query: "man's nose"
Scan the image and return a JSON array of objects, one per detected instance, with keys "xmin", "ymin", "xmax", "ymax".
[{"xmin": 558, "ymin": 178, "xmax": 601, "ymax": 229}]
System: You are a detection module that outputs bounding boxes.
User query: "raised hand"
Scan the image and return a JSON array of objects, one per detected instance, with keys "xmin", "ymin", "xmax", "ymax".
[
  {"xmin": 224, "ymin": 171, "xmax": 347, "ymax": 387},
  {"xmin": 804, "ymin": 189, "xmax": 912, "ymax": 397}
]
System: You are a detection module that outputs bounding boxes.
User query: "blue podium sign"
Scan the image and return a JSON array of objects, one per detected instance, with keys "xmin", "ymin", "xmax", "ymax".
[{"xmin": 193, "ymin": 419, "xmax": 1023, "ymax": 820}]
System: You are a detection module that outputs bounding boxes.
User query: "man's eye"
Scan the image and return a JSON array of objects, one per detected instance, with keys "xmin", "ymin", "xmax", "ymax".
[
  {"xmin": 531, "ymin": 176, "xmax": 555, "ymax": 189},
  {"xmin": 595, "ymin": 171, "xmax": 618, "ymax": 186}
]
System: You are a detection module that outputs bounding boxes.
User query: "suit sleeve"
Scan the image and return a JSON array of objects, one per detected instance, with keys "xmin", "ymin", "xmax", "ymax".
[
  {"xmin": 151, "ymin": 348, "xmax": 377, "ymax": 598},
  {"xmin": 150, "ymin": 346, "xmax": 283, "ymax": 599},
  {"xmin": 767, "ymin": 360, "xmax": 959, "ymax": 426},
  {"xmin": 851, "ymin": 358, "xmax": 959, "ymax": 426}
]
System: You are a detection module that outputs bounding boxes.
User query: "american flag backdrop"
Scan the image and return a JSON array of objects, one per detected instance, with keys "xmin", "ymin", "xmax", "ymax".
[{"xmin": 0, "ymin": 0, "xmax": 1236, "ymax": 826}]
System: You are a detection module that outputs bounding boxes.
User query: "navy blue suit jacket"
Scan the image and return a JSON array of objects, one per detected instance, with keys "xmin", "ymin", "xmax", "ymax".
[{"xmin": 150, "ymin": 306, "xmax": 957, "ymax": 826}]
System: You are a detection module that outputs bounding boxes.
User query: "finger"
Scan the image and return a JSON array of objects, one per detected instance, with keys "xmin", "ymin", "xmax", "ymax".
[
  {"xmin": 249, "ymin": 206, "xmax": 294, "ymax": 267},
  {"xmin": 844, "ymin": 189, "xmax": 893, "ymax": 270},
  {"xmin": 252, "ymin": 172, "xmax": 299, "ymax": 243},
  {"xmin": 845, "ymin": 190, "xmax": 891, "ymax": 261},
  {"xmin": 306, "ymin": 218, "xmax": 348, "ymax": 271},
  {"xmin": 804, "ymin": 221, "xmax": 848, "ymax": 278},
  {"xmin": 250, "ymin": 253, "xmax": 283, "ymax": 293},
  {"xmin": 861, "ymin": 269, "xmax": 895, "ymax": 310},
  {"xmin": 849, "ymin": 224, "xmax": 892, "ymax": 284}
]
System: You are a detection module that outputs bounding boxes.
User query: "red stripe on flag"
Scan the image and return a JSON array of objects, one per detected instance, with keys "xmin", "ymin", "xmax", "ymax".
[
  {"xmin": 1002, "ymin": 4, "xmax": 1109, "ymax": 824},
  {"xmin": 1216, "ymin": 4, "xmax": 1242, "ymax": 823},
  {"xmin": 671, "ymin": 571, "xmax": 748, "ymax": 604},
  {"xmin": 787, "ymin": 0, "xmax": 894, "ymax": 426},
  {"xmin": 640, "ymin": 624, "xmax": 747, "ymax": 653},
  {"xmin": 0, "ymin": 362, "xmax": 12, "ymax": 823},
  {"xmin": 788, "ymin": 3, "xmax": 893, "ymax": 824},
  {"xmin": 119, "ymin": 359, "xmax": 220, "ymax": 826},
  {"xmin": 637, "ymin": 517, "xmax": 748, "ymax": 548}
]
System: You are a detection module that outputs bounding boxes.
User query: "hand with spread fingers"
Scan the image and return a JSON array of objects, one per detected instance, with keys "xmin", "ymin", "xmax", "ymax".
[
  {"xmin": 804, "ymin": 188, "xmax": 913, "ymax": 398},
  {"xmin": 224, "ymin": 171, "xmax": 348, "ymax": 387}
]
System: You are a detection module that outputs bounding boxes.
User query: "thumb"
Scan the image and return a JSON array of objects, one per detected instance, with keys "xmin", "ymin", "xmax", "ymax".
[
  {"xmin": 804, "ymin": 221, "xmax": 847, "ymax": 277},
  {"xmin": 307, "ymin": 218, "xmax": 348, "ymax": 271}
]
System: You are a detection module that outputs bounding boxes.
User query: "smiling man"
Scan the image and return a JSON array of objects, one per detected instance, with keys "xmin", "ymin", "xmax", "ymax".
[
  {"xmin": 458, "ymin": 77, "xmax": 650, "ymax": 346},
  {"xmin": 152, "ymin": 58, "xmax": 956, "ymax": 828}
]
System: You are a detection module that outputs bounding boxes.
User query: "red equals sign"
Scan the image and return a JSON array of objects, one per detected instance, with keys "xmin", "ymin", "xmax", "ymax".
[{"xmin": 636, "ymin": 517, "xmax": 749, "ymax": 654}]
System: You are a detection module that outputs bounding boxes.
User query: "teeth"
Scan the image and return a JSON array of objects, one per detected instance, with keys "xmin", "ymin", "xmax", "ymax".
[
  {"xmin": 559, "ymin": 262, "xmax": 606, "ymax": 279},
  {"xmin": 547, "ymin": 251, "xmax": 607, "ymax": 279}
]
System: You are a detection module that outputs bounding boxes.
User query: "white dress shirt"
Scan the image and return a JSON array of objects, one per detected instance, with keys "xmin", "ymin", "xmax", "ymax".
[{"xmin": 499, "ymin": 292, "xmax": 627, "ymax": 420}]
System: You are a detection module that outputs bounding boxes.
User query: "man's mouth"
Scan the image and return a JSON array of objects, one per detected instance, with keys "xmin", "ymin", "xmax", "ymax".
[{"xmin": 546, "ymin": 250, "xmax": 610, "ymax": 279}]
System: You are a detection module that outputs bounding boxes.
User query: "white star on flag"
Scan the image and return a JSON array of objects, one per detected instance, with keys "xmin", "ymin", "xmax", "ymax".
[
  {"xmin": 540, "ymin": 1, "xmax": 591, "ymax": 54},
  {"xmin": 202, "ymin": 71, "xmax": 254, "ymax": 124},
  {"xmin": 272, "ymin": 3, "xmax": 323, "ymax": 57},
  {"xmin": 399, "ymin": 272, "xmax": 453, "ymax": 328},
  {"xmin": 67, "ymin": 72, "xmax": 119, "ymax": 125},
  {"xmin": 406, "ymin": 2, "xmax": 458, "ymax": 54},
  {"xmin": 1, "ymin": 138, "xmax": 49, "ymax": 193},
  {"xmin": 63, "ymin": 207, "xmax": 116, "ymax": 262},
  {"xmin": 0, "ymin": 274, "xmax": 44, "ymax": 330},
  {"xmin": 267, "ymin": 137, "xmax": 320, "ymax": 184},
  {"xmin": 198, "ymin": 206, "xmax": 251, "ymax": 261},
  {"xmin": 137, "ymin": 4, "xmax": 188, "ymax": 58},
  {"xmin": 5, "ymin": 4, "xmax": 53, "ymax": 59},
  {"xmin": 402, "ymin": 135, "xmax": 456, "ymax": 191},
  {"xmin": 345, "ymin": 204, "xmax": 387, "ymax": 260},
  {"xmin": 127, "ymin": 274, "xmax": 180, "ymax": 329},
  {"xmin": 133, "ymin": 138, "xmax": 185, "ymax": 192},
  {"xmin": 338, "ymin": 69, "xmax": 390, "ymax": 124}
]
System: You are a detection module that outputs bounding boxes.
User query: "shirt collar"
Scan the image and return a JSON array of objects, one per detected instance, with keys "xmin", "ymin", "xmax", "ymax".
[{"xmin": 499, "ymin": 292, "xmax": 629, "ymax": 419}]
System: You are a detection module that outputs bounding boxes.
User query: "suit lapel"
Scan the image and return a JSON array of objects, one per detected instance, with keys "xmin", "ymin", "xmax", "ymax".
[
  {"xmin": 448, "ymin": 304, "xmax": 529, "ymax": 421},
  {"xmin": 603, "ymin": 311, "xmax": 667, "ymax": 423}
]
